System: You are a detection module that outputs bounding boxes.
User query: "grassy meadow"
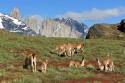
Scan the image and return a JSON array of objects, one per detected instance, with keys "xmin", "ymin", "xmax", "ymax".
[{"xmin": 0, "ymin": 29, "xmax": 125, "ymax": 83}]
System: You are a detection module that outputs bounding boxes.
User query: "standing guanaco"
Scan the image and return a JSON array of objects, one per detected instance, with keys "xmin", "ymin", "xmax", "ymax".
[
  {"xmin": 23, "ymin": 52, "xmax": 37, "ymax": 72},
  {"xmin": 71, "ymin": 44, "xmax": 85, "ymax": 53},
  {"xmin": 50, "ymin": 44, "xmax": 66, "ymax": 53},
  {"xmin": 58, "ymin": 43, "xmax": 73, "ymax": 57},
  {"xmin": 41, "ymin": 59, "xmax": 48, "ymax": 74}
]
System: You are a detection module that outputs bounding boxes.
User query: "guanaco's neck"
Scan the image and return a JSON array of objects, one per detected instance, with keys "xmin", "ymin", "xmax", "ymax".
[
  {"xmin": 80, "ymin": 57, "xmax": 85, "ymax": 67},
  {"xmin": 97, "ymin": 59, "xmax": 102, "ymax": 66}
]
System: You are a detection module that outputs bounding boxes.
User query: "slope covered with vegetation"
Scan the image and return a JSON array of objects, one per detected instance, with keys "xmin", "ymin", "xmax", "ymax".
[{"xmin": 0, "ymin": 29, "xmax": 125, "ymax": 83}]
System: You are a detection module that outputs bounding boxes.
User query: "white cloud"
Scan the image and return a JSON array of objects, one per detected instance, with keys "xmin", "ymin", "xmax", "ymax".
[{"xmin": 57, "ymin": 7, "xmax": 125, "ymax": 21}]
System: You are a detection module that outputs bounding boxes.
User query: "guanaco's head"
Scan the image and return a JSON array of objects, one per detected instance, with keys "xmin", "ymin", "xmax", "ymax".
[
  {"xmin": 50, "ymin": 49, "xmax": 54, "ymax": 53},
  {"xmin": 96, "ymin": 58, "xmax": 104, "ymax": 71},
  {"xmin": 99, "ymin": 65, "xmax": 104, "ymax": 71},
  {"xmin": 32, "ymin": 53, "xmax": 36, "ymax": 58},
  {"xmin": 45, "ymin": 59, "xmax": 48, "ymax": 64},
  {"xmin": 67, "ymin": 43, "xmax": 69, "ymax": 44}
]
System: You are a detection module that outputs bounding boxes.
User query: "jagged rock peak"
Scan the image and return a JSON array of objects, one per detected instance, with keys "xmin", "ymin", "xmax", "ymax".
[
  {"xmin": 10, "ymin": 7, "xmax": 21, "ymax": 20},
  {"xmin": 54, "ymin": 17, "xmax": 78, "ymax": 24},
  {"xmin": 25, "ymin": 16, "xmax": 39, "ymax": 34}
]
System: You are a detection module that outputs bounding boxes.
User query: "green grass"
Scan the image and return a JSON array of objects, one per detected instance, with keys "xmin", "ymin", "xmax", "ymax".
[{"xmin": 0, "ymin": 29, "xmax": 125, "ymax": 82}]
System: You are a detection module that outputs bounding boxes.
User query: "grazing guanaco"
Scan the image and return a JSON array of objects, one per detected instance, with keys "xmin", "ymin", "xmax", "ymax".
[
  {"xmin": 69, "ymin": 57, "xmax": 85, "ymax": 67},
  {"xmin": 96, "ymin": 56, "xmax": 114, "ymax": 71},
  {"xmin": 59, "ymin": 43, "xmax": 73, "ymax": 57},
  {"xmin": 50, "ymin": 44, "xmax": 66, "ymax": 53},
  {"xmin": 71, "ymin": 44, "xmax": 85, "ymax": 53},
  {"xmin": 41, "ymin": 59, "xmax": 48, "ymax": 74},
  {"xmin": 23, "ymin": 51, "xmax": 37, "ymax": 72},
  {"xmin": 96, "ymin": 58, "xmax": 104, "ymax": 71}
]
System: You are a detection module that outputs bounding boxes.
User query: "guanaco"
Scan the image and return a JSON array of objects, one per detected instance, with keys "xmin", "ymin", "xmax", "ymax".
[
  {"xmin": 71, "ymin": 44, "xmax": 85, "ymax": 53},
  {"xmin": 23, "ymin": 51, "xmax": 37, "ymax": 72},
  {"xmin": 69, "ymin": 57, "xmax": 85, "ymax": 67},
  {"xmin": 59, "ymin": 43, "xmax": 73, "ymax": 57},
  {"xmin": 96, "ymin": 58, "xmax": 104, "ymax": 71},
  {"xmin": 41, "ymin": 59, "xmax": 48, "ymax": 74},
  {"xmin": 96, "ymin": 56, "xmax": 114, "ymax": 71},
  {"xmin": 50, "ymin": 44, "xmax": 66, "ymax": 53}
]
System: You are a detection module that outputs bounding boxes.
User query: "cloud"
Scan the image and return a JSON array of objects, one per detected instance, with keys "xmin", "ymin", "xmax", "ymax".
[{"xmin": 57, "ymin": 7, "xmax": 125, "ymax": 21}]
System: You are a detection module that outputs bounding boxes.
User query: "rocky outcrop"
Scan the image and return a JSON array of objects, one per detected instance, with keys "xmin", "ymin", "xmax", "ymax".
[
  {"xmin": 86, "ymin": 22, "xmax": 125, "ymax": 39},
  {"xmin": 39, "ymin": 18, "xmax": 88, "ymax": 38},
  {"xmin": 10, "ymin": 7, "xmax": 21, "ymax": 20},
  {"xmin": 25, "ymin": 16, "xmax": 39, "ymax": 34}
]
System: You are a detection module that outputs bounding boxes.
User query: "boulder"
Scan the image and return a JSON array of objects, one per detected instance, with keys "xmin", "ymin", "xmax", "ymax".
[{"xmin": 86, "ymin": 23, "xmax": 125, "ymax": 39}]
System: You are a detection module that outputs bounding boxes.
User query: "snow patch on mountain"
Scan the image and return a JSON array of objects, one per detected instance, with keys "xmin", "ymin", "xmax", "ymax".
[
  {"xmin": 54, "ymin": 24, "xmax": 62, "ymax": 33},
  {"xmin": 0, "ymin": 18, "xmax": 4, "ymax": 29}
]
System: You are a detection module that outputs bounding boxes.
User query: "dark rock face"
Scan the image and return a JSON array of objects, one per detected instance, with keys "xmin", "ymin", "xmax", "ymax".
[
  {"xmin": 86, "ymin": 23, "xmax": 125, "ymax": 39},
  {"xmin": 118, "ymin": 19, "xmax": 125, "ymax": 32}
]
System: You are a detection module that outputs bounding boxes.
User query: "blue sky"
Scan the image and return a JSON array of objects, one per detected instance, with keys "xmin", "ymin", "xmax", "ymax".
[{"xmin": 0, "ymin": 0, "xmax": 125, "ymax": 27}]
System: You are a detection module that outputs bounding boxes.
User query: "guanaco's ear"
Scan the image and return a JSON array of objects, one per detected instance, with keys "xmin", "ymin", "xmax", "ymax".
[
  {"xmin": 96, "ymin": 58, "xmax": 99, "ymax": 61},
  {"xmin": 82, "ymin": 56, "xmax": 85, "ymax": 60},
  {"xmin": 32, "ymin": 53, "xmax": 36, "ymax": 56},
  {"xmin": 106, "ymin": 53, "xmax": 110, "ymax": 58},
  {"xmin": 107, "ymin": 53, "xmax": 110, "ymax": 56},
  {"xmin": 82, "ymin": 44, "xmax": 86, "ymax": 48},
  {"xmin": 46, "ymin": 59, "xmax": 48, "ymax": 62},
  {"xmin": 50, "ymin": 50, "xmax": 54, "ymax": 53}
]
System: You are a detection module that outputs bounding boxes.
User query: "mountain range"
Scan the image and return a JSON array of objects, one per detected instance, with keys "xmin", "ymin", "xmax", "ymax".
[{"xmin": 0, "ymin": 7, "xmax": 89, "ymax": 38}]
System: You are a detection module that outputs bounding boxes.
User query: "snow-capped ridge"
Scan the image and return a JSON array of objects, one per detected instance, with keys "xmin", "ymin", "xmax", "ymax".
[{"xmin": 0, "ymin": 13, "xmax": 37, "ymax": 36}]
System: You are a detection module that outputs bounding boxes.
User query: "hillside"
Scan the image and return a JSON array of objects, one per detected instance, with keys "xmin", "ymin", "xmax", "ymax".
[{"xmin": 0, "ymin": 29, "xmax": 125, "ymax": 83}]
